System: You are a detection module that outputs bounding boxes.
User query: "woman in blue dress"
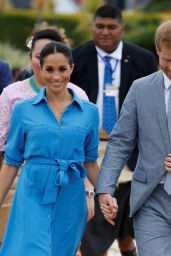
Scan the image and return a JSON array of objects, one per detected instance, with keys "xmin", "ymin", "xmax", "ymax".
[{"xmin": 0, "ymin": 41, "xmax": 100, "ymax": 256}]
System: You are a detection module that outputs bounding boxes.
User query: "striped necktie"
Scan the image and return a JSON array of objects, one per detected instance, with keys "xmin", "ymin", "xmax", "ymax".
[{"xmin": 102, "ymin": 56, "xmax": 117, "ymax": 134}]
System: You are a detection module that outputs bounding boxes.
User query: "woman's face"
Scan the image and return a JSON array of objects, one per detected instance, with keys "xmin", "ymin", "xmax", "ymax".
[
  {"xmin": 29, "ymin": 38, "xmax": 52, "ymax": 83},
  {"xmin": 40, "ymin": 52, "xmax": 74, "ymax": 94}
]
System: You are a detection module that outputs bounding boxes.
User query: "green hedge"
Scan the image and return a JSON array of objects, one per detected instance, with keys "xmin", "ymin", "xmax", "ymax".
[
  {"xmin": 123, "ymin": 11, "xmax": 171, "ymax": 53},
  {"xmin": 143, "ymin": 0, "xmax": 171, "ymax": 12},
  {"xmin": 0, "ymin": 9, "xmax": 91, "ymax": 50},
  {"xmin": 0, "ymin": 9, "xmax": 171, "ymax": 53}
]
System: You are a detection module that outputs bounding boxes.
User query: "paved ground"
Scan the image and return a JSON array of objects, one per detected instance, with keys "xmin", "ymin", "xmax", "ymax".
[{"xmin": 108, "ymin": 241, "xmax": 121, "ymax": 256}]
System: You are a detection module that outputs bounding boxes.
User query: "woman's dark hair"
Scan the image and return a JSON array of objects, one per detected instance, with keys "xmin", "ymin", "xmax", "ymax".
[
  {"xmin": 30, "ymin": 29, "xmax": 64, "ymax": 53},
  {"xmin": 40, "ymin": 41, "xmax": 73, "ymax": 67},
  {"xmin": 94, "ymin": 5, "xmax": 123, "ymax": 23}
]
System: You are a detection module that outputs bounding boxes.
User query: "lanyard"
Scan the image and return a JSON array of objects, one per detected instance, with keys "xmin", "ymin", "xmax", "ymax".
[
  {"xmin": 29, "ymin": 76, "xmax": 41, "ymax": 94},
  {"xmin": 98, "ymin": 52, "xmax": 119, "ymax": 74},
  {"xmin": 104, "ymin": 58, "xmax": 119, "ymax": 75}
]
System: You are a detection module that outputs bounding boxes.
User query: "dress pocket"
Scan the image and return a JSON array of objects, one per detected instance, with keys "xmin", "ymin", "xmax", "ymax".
[
  {"xmin": 62, "ymin": 126, "xmax": 89, "ymax": 161},
  {"xmin": 24, "ymin": 124, "xmax": 60, "ymax": 156}
]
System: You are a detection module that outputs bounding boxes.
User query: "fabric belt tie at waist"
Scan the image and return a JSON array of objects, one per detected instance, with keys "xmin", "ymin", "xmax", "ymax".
[{"xmin": 26, "ymin": 158, "xmax": 86, "ymax": 205}]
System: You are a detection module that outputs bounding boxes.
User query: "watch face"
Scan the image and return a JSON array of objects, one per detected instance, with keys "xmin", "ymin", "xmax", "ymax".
[
  {"xmin": 89, "ymin": 191, "xmax": 95, "ymax": 197},
  {"xmin": 86, "ymin": 191, "xmax": 95, "ymax": 198}
]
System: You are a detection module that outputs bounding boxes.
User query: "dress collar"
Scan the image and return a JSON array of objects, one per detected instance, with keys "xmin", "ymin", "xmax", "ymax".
[
  {"xmin": 32, "ymin": 86, "xmax": 84, "ymax": 110},
  {"xmin": 96, "ymin": 41, "xmax": 123, "ymax": 60},
  {"xmin": 163, "ymin": 72, "xmax": 171, "ymax": 90}
]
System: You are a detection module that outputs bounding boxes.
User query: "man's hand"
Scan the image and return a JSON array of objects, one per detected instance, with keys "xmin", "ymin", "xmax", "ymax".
[
  {"xmin": 98, "ymin": 193, "xmax": 118, "ymax": 225},
  {"xmin": 165, "ymin": 153, "xmax": 171, "ymax": 172}
]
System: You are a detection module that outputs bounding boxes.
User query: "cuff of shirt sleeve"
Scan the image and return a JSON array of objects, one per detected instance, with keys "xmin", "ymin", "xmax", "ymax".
[
  {"xmin": 85, "ymin": 153, "xmax": 99, "ymax": 163},
  {"xmin": 4, "ymin": 158, "xmax": 23, "ymax": 167},
  {"xmin": 95, "ymin": 185, "xmax": 115, "ymax": 196}
]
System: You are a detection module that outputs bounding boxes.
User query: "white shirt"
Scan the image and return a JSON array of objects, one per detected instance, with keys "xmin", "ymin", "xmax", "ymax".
[
  {"xmin": 160, "ymin": 72, "xmax": 171, "ymax": 183},
  {"xmin": 163, "ymin": 72, "xmax": 171, "ymax": 114},
  {"xmin": 96, "ymin": 41, "xmax": 123, "ymax": 128}
]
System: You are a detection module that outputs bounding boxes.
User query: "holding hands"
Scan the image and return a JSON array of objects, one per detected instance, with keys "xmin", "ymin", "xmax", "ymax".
[{"xmin": 98, "ymin": 194, "xmax": 118, "ymax": 225}]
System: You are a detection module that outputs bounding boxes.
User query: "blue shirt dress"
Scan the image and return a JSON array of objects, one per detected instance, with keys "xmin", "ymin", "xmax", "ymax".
[{"xmin": 0, "ymin": 87, "xmax": 99, "ymax": 256}]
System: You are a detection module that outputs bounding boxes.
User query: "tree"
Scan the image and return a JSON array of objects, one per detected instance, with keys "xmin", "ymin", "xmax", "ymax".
[
  {"xmin": 10, "ymin": 0, "xmax": 32, "ymax": 9},
  {"xmin": 106, "ymin": 0, "xmax": 125, "ymax": 9},
  {"xmin": 83, "ymin": 0, "xmax": 104, "ymax": 13},
  {"xmin": 143, "ymin": 0, "xmax": 171, "ymax": 12},
  {"xmin": 32, "ymin": 0, "xmax": 54, "ymax": 12}
]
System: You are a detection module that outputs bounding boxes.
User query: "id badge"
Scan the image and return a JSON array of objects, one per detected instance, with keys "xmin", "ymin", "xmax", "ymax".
[{"xmin": 105, "ymin": 86, "xmax": 118, "ymax": 97}]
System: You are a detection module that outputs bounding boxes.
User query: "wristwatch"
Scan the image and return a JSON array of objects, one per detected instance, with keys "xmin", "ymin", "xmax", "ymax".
[{"xmin": 85, "ymin": 190, "xmax": 95, "ymax": 198}]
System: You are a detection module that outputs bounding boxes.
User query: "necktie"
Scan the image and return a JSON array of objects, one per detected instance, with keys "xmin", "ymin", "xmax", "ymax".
[
  {"xmin": 102, "ymin": 56, "xmax": 117, "ymax": 134},
  {"xmin": 164, "ymin": 87, "xmax": 171, "ymax": 195}
]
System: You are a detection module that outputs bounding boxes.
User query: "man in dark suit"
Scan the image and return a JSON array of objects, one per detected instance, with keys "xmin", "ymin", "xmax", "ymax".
[
  {"xmin": 0, "ymin": 61, "xmax": 13, "ymax": 94},
  {"xmin": 70, "ymin": 5, "xmax": 157, "ymax": 256}
]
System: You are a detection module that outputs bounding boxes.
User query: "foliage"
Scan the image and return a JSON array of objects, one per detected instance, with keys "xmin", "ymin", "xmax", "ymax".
[
  {"xmin": 0, "ymin": 9, "xmax": 171, "ymax": 57},
  {"xmin": 82, "ymin": 0, "xmax": 104, "ymax": 13},
  {"xmin": 32, "ymin": 0, "xmax": 54, "ymax": 12},
  {"xmin": 143, "ymin": 0, "xmax": 171, "ymax": 12},
  {"xmin": 0, "ymin": 42, "xmax": 28, "ymax": 68},
  {"xmin": 123, "ymin": 11, "xmax": 171, "ymax": 53},
  {"xmin": 0, "ymin": 9, "xmax": 92, "ymax": 50}
]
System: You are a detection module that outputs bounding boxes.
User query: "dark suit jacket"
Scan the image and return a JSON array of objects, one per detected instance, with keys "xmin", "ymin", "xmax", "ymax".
[
  {"xmin": 0, "ymin": 61, "xmax": 13, "ymax": 94},
  {"xmin": 70, "ymin": 41, "xmax": 158, "ymax": 170}
]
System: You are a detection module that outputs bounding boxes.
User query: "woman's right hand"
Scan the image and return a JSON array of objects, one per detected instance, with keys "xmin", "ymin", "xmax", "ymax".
[{"xmin": 0, "ymin": 164, "xmax": 19, "ymax": 207}]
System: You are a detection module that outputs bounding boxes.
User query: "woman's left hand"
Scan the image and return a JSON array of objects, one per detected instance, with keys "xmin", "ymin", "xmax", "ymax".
[
  {"xmin": 83, "ymin": 160, "xmax": 100, "ymax": 221},
  {"xmin": 86, "ymin": 196, "xmax": 95, "ymax": 221}
]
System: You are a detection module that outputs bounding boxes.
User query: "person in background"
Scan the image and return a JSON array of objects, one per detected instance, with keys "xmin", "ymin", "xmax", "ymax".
[
  {"xmin": 0, "ymin": 28, "xmax": 94, "ymax": 245},
  {"xmin": 11, "ymin": 67, "xmax": 22, "ymax": 82},
  {"xmin": 0, "ymin": 41, "xmax": 100, "ymax": 255},
  {"xmin": 70, "ymin": 4, "xmax": 157, "ymax": 256},
  {"xmin": 97, "ymin": 20, "xmax": 171, "ymax": 256},
  {"xmin": 0, "ymin": 61, "xmax": 13, "ymax": 94}
]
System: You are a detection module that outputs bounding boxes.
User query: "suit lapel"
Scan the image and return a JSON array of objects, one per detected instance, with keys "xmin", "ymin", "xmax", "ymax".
[
  {"xmin": 151, "ymin": 71, "xmax": 170, "ymax": 153},
  {"xmin": 119, "ymin": 42, "xmax": 132, "ymax": 109},
  {"xmin": 120, "ymin": 42, "xmax": 132, "ymax": 85},
  {"xmin": 86, "ymin": 43, "xmax": 99, "ymax": 102}
]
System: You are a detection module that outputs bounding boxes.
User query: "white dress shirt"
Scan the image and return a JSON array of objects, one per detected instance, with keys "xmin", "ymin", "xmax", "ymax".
[
  {"xmin": 163, "ymin": 72, "xmax": 171, "ymax": 113},
  {"xmin": 96, "ymin": 41, "xmax": 123, "ymax": 128},
  {"xmin": 160, "ymin": 72, "xmax": 171, "ymax": 183}
]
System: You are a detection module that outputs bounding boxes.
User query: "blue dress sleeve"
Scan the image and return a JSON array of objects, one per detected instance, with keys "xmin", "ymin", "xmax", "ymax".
[
  {"xmin": 4, "ymin": 104, "xmax": 25, "ymax": 167},
  {"xmin": 84, "ymin": 107, "xmax": 99, "ymax": 162}
]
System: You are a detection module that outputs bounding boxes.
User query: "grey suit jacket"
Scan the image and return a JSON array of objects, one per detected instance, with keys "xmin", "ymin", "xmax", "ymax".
[{"xmin": 96, "ymin": 70, "xmax": 170, "ymax": 216}]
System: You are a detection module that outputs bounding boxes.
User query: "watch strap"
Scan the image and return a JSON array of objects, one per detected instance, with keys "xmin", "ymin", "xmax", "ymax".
[{"xmin": 85, "ymin": 190, "xmax": 95, "ymax": 198}]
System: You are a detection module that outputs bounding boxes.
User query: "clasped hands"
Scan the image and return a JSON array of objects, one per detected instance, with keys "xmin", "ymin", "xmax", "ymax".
[
  {"xmin": 96, "ymin": 153, "xmax": 171, "ymax": 225},
  {"xmin": 98, "ymin": 193, "xmax": 118, "ymax": 225}
]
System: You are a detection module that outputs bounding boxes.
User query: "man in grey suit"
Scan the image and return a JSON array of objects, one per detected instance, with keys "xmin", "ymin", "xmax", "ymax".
[
  {"xmin": 96, "ymin": 20, "xmax": 171, "ymax": 256},
  {"xmin": 71, "ymin": 5, "xmax": 157, "ymax": 256}
]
